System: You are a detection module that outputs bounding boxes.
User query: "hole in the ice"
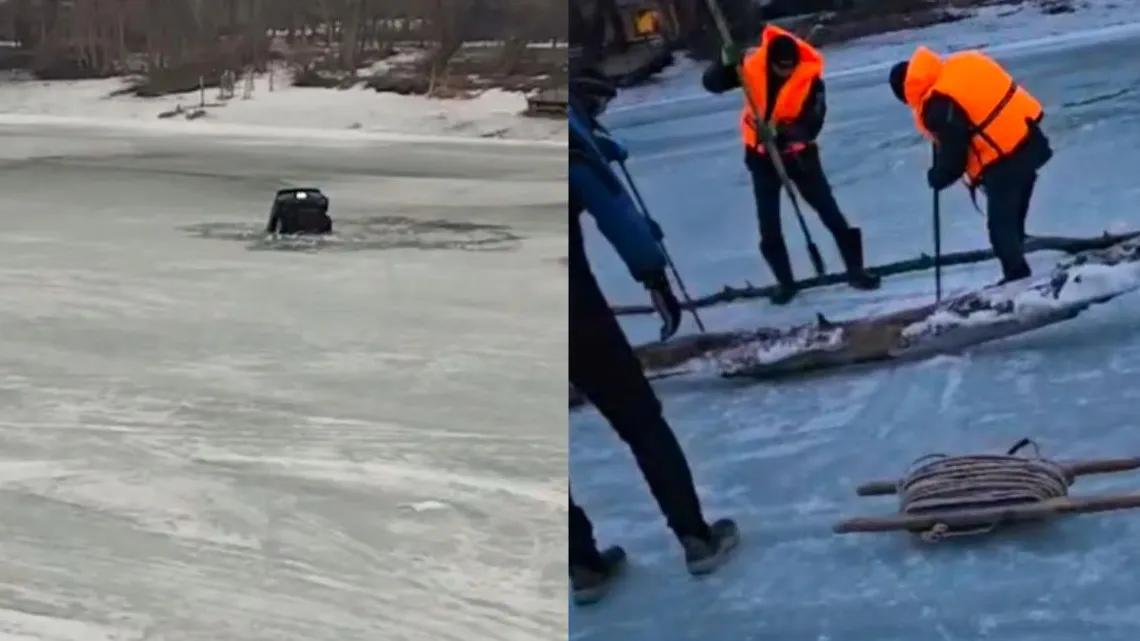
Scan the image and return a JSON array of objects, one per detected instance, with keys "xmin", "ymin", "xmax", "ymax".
[{"xmin": 180, "ymin": 215, "xmax": 522, "ymax": 253}]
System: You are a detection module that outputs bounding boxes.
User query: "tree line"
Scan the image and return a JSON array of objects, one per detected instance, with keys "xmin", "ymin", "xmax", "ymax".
[{"xmin": 0, "ymin": 0, "xmax": 565, "ymax": 79}]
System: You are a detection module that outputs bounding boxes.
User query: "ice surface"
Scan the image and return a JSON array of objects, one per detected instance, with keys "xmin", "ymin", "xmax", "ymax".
[
  {"xmin": 0, "ymin": 122, "xmax": 566, "ymax": 640},
  {"xmin": 572, "ymin": 5, "xmax": 1140, "ymax": 640}
]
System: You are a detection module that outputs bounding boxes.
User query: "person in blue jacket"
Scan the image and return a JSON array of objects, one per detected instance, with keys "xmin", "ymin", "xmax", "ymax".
[{"xmin": 568, "ymin": 79, "xmax": 738, "ymax": 606}]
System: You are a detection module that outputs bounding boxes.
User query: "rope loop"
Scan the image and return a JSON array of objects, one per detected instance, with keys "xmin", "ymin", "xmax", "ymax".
[{"xmin": 897, "ymin": 439, "xmax": 1070, "ymax": 541}]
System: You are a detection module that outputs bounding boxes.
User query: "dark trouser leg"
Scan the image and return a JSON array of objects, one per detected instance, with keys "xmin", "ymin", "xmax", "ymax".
[
  {"xmin": 1018, "ymin": 173, "xmax": 1037, "ymax": 240},
  {"xmin": 786, "ymin": 146, "xmax": 870, "ymax": 275},
  {"xmin": 745, "ymin": 149, "xmax": 795, "ymax": 286},
  {"xmin": 569, "ymin": 493, "xmax": 603, "ymax": 571},
  {"xmin": 788, "ymin": 147, "xmax": 879, "ymax": 287},
  {"xmin": 569, "ymin": 254, "xmax": 711, "ymax": 544},
  {"xmin": 785, "ymin": 145, "xmax": 852, "ymax": 237},
  {"xmin": 985, "ymin": 174, "xmax": 1033, "ymax": 281}
]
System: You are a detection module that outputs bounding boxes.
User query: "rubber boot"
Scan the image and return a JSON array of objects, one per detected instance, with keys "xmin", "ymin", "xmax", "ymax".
[
  {"xmin": 837, "ymin": 227, "xmax": 881, "ymax": 291},
  {"xmin": 760, "ymin": 239, "xmax": 799, "ymax": 305},
  {"xmin": 680, "ymin": 518, "xmax": 740, "ymax": 576},
  {"xmin": 995, "ymin": 262, "xmax": 1032, "ymax": 287},
  {"xmin": 571, "ymin": 545, "xmax": 627, "ymax": 606}
]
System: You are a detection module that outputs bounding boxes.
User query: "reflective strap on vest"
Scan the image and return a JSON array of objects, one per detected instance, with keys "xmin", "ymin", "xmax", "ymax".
[{"xmin": 969, "ymin": 79, "xmax": 1019, "ymax": 157}]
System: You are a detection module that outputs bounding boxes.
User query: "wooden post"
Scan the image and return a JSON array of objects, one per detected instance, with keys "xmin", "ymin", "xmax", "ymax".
[{"xmin": 199, "ymin": 75, "xmax": 205, "ymax": 108}]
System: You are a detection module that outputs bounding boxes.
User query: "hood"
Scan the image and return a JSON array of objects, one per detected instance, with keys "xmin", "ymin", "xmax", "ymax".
[
  {"xmin": 904, "ymin": 46, "xmax": 942, "ymax": 108},
  {"xmin": 760, "ymin": 23, "xmax": 824, "ymax": 72}
]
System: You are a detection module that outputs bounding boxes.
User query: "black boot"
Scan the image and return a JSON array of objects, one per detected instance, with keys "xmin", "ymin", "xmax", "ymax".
[
  {"xmin": 760, "ymin": 240, "xmax": 799, "ymax": 305},
  {"xmin": 836, "ymin": 227, "xmax": 881, "ymax": 291},
  {"xmin": 680, "ymin": 518, "xmax": 740, "ymax": 576},
  {"xmin": 995, "ymin": 266, "xmax": 1032, "ymax": 287},
  {"xmin": 570, "ymin": 546, "xmax": 627, "ymax": 606}
]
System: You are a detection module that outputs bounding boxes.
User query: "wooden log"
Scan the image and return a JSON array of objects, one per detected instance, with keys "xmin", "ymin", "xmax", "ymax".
[
  {"xmin": 855, "ymin": 480, "xmax": 900, "ymax": 496},
  {"xmin": 855, "ymin": 457, "xmax": 1140, "ymax": 496},
  {"xmin": 612, "ymin": 232, "xmax": 1140, "ymax": 316},
  {"xmin": 574, "ymin": 284, "xmax": 1124, "ymax": 409},
  {"xmin": 1066, "ymin": 457, "xmax": 1140, "ymax": 477},
  {"xmin": 833, "ymin": 493, "xmax": 1140, "ymax": 534},
  {"xmin": 570, "ymin": 234, "xmax": 1140, "ymax": 410},
  {"xmin": 1065, "ymin": 493, "xmax": 1140, "ymax": 514},
  {"xmin": 634, "ymin": 295, "xmax": 981, "ymax": 379}
]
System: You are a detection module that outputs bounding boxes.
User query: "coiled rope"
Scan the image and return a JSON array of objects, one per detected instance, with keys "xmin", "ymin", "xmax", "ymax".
[{"xmin": 898, "ymin": 439, "xmax": 1072, "ymax": 542}]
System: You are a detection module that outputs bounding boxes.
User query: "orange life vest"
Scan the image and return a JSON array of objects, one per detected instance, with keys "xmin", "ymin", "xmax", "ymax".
[
  {"xmin": 738, "ymin": 25, "xmax": 823, "ymax": 150},
  {"xmin": 903, "ymin": 46, "xmax": 1043, "ymax": 185}
]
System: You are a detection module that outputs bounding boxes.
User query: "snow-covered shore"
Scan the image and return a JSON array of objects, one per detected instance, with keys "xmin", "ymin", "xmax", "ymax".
[{"xmin": 0, "ymin": 69, "xmax": 567, "ymax": 145}]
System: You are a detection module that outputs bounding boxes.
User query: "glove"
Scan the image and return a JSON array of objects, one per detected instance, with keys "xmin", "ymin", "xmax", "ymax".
[
  {"xmin": 720, "ymin": 43, "xmax": 743, "ymax": 67},
  {"xmin": 593, "ymin": 130, "xmax": 628, "ymax": 163},
  {"xmin": 645, "ymin": 216, "xmax": 664, "ymax": 241},
  {"xmin": 926, "ymin": 166, "xmax": 944, "ymax": 191},
  {"xmin": 758, "ymin": 121, "xmax": 780, "ymax": 146},
  {"xmin": 643, "ymin": 271, "xmax": 682, "ymax": 341}
]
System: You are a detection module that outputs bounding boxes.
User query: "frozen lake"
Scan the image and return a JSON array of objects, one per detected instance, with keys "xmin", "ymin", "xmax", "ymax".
[
  {"xmin": 0, "ymin": 125, "xmax": 567, "ymax": 640},
  {"xmin": 573, "ymin": 9, "xmax": 1140, "ymax": 641}
]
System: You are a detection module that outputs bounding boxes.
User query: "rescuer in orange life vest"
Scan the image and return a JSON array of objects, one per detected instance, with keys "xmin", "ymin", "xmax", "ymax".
[
  {"xmin": 704, "ymin": 25, "xmax": 881, "ymax": 305},
  {"xmin": 890, "ymin": 47, "xmax": 1053, "ymax": 283}
]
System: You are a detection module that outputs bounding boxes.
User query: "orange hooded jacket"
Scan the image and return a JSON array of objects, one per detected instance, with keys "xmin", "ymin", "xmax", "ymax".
[
  {"xmin": 738, "ymin": 25, "xmax": 823, "ymax": 150},
  {"xmin": 903, "ymin": 46, "xmax": 1042, "ymax": 185}
]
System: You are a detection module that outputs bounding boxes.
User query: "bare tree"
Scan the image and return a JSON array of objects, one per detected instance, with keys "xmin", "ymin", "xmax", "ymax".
[{"xmin": 3, "ymin": 0, "xmax": 565, "ymax": 92}]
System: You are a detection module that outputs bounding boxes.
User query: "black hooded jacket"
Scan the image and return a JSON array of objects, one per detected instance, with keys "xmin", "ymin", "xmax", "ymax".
[
  {"xmin": 702, "ymin": 61, "xmax": 826, "ymax": 148},
  {"xmin": 922, "ymin": 93, "xmax": 1053, "ymax": 191}
]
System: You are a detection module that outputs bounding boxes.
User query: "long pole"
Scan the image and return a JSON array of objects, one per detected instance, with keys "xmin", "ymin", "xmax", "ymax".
[
  {"xmin": 703, "ymin": 0, "xmax": 826, "ymax": 278},
  {"xmin": 932, "ymin": 146, "xmax": 943, "ymax": 302},
  {"xmin": 582, "ymin": 107, "xmax": 707, "ymax": 332},
  {"xmin": 615, "ymin": 160, "xmax": 707, "ymax": 332}
]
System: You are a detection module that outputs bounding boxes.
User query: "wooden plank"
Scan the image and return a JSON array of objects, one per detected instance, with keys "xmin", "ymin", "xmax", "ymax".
[
  {"xmin": 855, "ymin": 457, "xmax": 1140, "ymax": 496},
  {"xmin": 833, "ymin": 493, "xmax": 1140, "ymax": 534}
]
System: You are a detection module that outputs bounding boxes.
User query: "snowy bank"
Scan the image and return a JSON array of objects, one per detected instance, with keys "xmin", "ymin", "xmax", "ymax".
[{"xmin": 0, "ymin": 70, "xmax": 567, "ymax": 145}]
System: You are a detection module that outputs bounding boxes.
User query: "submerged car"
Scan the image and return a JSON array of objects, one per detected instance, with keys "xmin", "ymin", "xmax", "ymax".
[{"xmin": 266, "ymin": 187, "xmax": 332, "ymax": 235}]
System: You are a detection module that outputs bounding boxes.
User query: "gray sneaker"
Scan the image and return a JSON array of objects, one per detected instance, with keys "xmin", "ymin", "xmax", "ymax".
[
  {"xmin": 681, "ymin": 519, "xmax": 739, "ymax": 576},
  {"xmin": 570, "ymin": 546, "xmax": 627, "ymax": 606}
]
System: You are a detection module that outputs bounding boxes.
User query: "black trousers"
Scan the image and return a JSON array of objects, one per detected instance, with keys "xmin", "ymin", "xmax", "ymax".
[
  {"xmin": 983, "ymin": 172, "xmax": 1036, "ymax": 281},
  {"xmin": 569, "ymin": 217, "xmax": 709, "ymax": 570},
  {"xmin": 745, "ymin": 145, "xmax": 856, "ymax": 283}
]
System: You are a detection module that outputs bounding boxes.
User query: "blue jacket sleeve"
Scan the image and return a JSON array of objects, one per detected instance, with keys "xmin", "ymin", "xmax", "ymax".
[
  {"xmin": 569, "ymin": 160, "xmax": 667, "ymax": 281},
  {"xmin": 569, "ymin": 105, "xmax": 667, "ymax": 281},
  {"xmin": 592, "ymin": 130, "xmax": 628, "ymax": 162}
]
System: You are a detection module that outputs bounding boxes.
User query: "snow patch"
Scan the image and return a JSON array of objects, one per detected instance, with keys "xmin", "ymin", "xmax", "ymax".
[
  {"xmin": 902, "ymin": 261, "xmax": 1140, "ymax": 340},
  {"xmin": 717, "ymin": 326, "xmax": 846, "ymax": 374},
  {"xmin": 193, "ymin": 450, "xmax": 565, "ymax": 508},
  {"xmin": 1052, "ymin": 262, "xmax": 1140, "ymax": 305},
  {"xmin": 0, "ymin": 608, "xmax": 130, "ymax": 641},
  {"xmin": 402, "ymin": 500, "xmax": 451, "ymax": 512},
  {"xmin": 17, "ymin": 471, "xmax": 263, "ymax": 549}
]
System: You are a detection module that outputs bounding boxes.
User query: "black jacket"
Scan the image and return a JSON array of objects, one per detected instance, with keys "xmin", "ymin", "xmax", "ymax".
[
  {"xmin": 923, "ymin": 93, "xmax": 1053, "ymax": 191},
  {"xmin": 702, "ymin": 61, "xmax": 826, "ymax": 148}
]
